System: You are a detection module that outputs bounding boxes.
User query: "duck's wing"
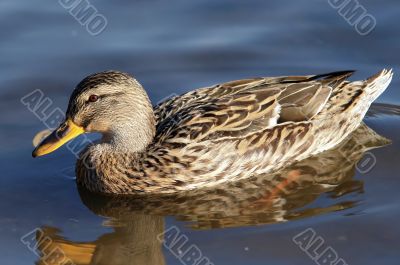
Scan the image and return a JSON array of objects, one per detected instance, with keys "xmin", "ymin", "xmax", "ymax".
[
  {"xmin": 278, "ymin": 82, "xmax": 332, "ymax": 121},
  {"xmin": 156, "ymin": 85, "xmax": 282, "ymax": 142},
  {"xmin": 154, "ymin": 71, "xmax": 353, "ymax": 143},
  {"xmin": 155, "ymin": 76, "xmax": 313, "ymax": 123}
]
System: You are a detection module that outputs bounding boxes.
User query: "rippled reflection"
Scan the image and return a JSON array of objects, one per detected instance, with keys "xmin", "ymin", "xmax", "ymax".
[{"xmin": 32, "ymin": 123, "xmax": 390, "ymax": 264}]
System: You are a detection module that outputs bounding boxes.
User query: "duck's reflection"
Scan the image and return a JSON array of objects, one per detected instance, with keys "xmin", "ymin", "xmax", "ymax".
[
  {"xmin": 35, "ymin": 215, "xmax": 165, "ymax": 265},
  {"xmin": 35, "ymin": 123, "xmax": 389, "ymax": 265}
]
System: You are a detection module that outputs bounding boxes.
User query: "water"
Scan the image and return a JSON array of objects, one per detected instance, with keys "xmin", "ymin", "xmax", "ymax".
[{"xmin": 0, "ymin": 0, "xmax": 399, "ymax": 264}]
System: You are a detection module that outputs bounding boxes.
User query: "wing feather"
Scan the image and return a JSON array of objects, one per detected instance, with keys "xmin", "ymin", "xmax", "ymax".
[
  {"xmin": 279, "ymin": 84, "xmax": 332, "ymax": 121},
  {"xmin": 156, "ymin": 86, "xmax": 282, "ymax": 143},
  {"xmin": 154, "ymin": 71, "xmax": 353, "ymax": 145}
]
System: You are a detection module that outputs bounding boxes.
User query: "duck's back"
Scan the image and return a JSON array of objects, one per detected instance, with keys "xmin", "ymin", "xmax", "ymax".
[
  {"xmin": 154, "ymin": 69, "xmax": 392, "ymax": 143},
  {"xmin": 140, "ymin": 69, "xmax": 392, "ymax": 191}
]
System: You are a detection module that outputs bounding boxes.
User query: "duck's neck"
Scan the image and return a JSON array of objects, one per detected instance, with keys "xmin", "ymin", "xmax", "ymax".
[{"xmin": 102, "ymin": 112, "xmax": 156, "ymax": 153}]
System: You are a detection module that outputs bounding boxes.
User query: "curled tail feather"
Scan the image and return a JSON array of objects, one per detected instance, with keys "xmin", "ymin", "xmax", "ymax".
[
  {"xmin": 313, "ymin": 69, "xmax": 393, "ymax": 151},
  {"xmin": 317, "ymin": 69, "xmax": 393, "ymax": 119}
]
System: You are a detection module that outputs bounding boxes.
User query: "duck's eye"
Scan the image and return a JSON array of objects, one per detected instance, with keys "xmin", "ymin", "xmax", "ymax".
[{"xmin": 88, "ymin": 95, "xmax": 99, "ymax": 102}]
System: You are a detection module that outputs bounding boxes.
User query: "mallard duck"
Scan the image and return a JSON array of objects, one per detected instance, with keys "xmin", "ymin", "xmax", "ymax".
[{"xmin": 32, "ymin": 69, "xmax": 393, "ymax": 194}]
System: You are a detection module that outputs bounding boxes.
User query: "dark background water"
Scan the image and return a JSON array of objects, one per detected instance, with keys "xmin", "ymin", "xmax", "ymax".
[{"xmin": 0, "ymin": 0, "xmax": 399, "ymax": 264}]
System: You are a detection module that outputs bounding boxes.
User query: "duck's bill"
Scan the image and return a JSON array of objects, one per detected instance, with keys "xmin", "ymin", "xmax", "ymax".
[{"xmin": 32, "ymin": 119, "xmax": 85, "ymax": 157}]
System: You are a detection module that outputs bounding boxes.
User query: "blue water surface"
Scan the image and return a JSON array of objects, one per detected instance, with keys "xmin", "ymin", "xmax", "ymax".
[{"xmin": 0, "ymin": 0, "xmax": 399, "ymax": 264}]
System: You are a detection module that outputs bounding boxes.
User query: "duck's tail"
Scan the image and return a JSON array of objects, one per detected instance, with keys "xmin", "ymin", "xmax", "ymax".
[
  {"xmin": 352, "ymin": 69, "xmax": 393, "ymax": 108},
  {"xmin": 313, "ymin": 69, "xmax": 393, "ymax": 151},
  {"xmin": 365, "ymin": 69, "xmax": 394, "ymax": 101},
  {"xmin": 322, "ymin": 69, "xmax": 393, "ymax": 116}
]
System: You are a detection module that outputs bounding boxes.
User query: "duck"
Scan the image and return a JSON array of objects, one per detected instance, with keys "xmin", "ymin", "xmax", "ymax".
[{"xmin": 32, "ymin": 69, "xmax": 393, "ymax": 194}]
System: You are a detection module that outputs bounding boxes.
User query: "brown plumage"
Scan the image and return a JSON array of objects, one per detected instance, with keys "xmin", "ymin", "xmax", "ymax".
[{"xmin": 32, "ymin": 69, "xmax": 393, "ymax": 194}]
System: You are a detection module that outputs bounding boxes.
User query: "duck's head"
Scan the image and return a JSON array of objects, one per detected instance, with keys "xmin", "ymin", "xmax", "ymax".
[{"xmin": 32, "ymin": 71, "xmax": 156, "ymax": 157}]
